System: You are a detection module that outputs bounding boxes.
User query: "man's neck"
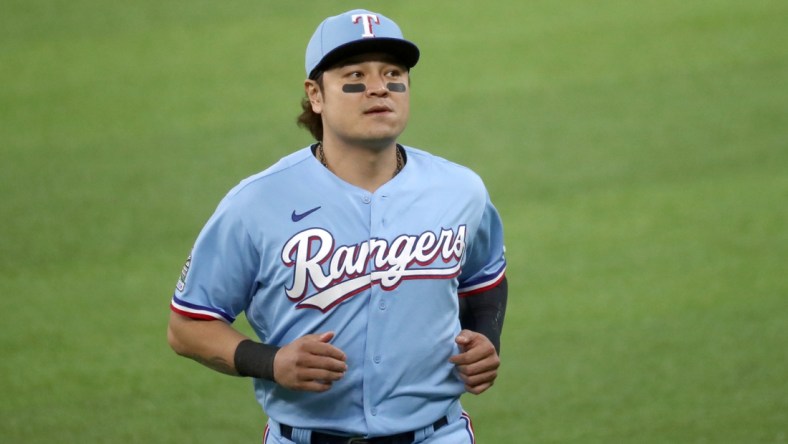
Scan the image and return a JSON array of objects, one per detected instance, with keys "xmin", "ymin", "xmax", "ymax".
[{"xmin": 318, "ymin": 139, "xmax": 401, "ymax": 192}]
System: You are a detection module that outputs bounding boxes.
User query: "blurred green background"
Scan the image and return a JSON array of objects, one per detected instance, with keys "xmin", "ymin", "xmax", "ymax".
[{"xmin": 1, "ymin": 0, "xmax": 786, "ymax": 442}]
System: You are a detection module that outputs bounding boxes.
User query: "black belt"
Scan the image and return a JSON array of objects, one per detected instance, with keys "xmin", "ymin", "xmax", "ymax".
[{"xmin": 280, "ymin": 417, "xmax": 449, "ymax": 444}]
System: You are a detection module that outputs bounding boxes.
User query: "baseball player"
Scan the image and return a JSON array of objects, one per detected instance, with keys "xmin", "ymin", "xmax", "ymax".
[{"xmin": 168, "ymin": 9, "xmax": 507, "ymax": 444}]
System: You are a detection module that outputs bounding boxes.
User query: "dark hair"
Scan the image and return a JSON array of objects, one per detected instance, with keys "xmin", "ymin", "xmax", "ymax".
[{"xmin": 296, "ymin": 73, "xmax": 324, "ymax": 141}]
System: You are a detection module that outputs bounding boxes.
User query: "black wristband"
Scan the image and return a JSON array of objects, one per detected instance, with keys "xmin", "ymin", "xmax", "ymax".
[{"xmin": 234, "ymin": 339, "xmax": 280, "ymax": 381}]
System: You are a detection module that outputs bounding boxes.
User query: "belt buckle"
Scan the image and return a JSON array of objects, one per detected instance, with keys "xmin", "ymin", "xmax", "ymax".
[{"xmin": 347, "ymin": 438, "xmax": 371, "ymax": 444}]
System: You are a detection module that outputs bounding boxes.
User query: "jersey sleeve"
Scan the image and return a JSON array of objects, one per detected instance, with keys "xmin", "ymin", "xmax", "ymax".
[
  {"xmin": 458, "ymin": 191, "xmax": 506, "ymax": 296},
  {"xmin": 170, "ymin": 194, "xmax": 259, "ymax": 323}
]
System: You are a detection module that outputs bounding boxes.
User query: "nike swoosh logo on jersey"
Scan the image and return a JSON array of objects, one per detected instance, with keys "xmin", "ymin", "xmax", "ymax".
[{"xmin": 291, "ymin": 206, "xmax": 321, "ymax": 222}]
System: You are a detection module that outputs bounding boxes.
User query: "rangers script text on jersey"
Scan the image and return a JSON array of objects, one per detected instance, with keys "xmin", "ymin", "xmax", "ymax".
[{"xmin": 283, "ymin": 226, "xmax": 466, "ymax": 311}]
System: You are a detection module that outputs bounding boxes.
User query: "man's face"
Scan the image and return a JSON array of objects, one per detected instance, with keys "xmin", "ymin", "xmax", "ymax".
[{"xmin": 307, "ymin": 53, "xmax": 410, "ymax": 149}]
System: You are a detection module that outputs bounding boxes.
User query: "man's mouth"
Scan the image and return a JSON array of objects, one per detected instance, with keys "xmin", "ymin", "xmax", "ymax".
[{"xmin": 364, "ymin": 105, "xmax": 392, "ymax": 114}]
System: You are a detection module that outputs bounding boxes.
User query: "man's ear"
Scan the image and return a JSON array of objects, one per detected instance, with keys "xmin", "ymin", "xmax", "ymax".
[{"xmin": 305, "ymin": 80, "xmax": 323, "ymax": 114}]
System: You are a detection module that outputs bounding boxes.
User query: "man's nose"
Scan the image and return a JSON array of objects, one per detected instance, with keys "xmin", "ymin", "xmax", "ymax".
[{"xmin": 365, "ymin": 77, "xmax": 389, "ymax": 96}]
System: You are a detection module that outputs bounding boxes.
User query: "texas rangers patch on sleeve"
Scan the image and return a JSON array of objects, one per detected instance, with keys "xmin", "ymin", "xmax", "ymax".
[{"xmin": 176, "ymin": 254, "xmax": 191, "ymax": 292}]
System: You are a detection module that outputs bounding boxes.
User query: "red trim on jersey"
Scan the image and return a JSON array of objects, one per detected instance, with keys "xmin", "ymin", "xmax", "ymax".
[
  {"xmin": 170, "ymin": 304, "xmax": 222, "ymax": 321},
  {"xmin": 458, "ymin": 272, "xmax": 506, "ymax": 298},
  {"xmin": 462, "ymin": 410, "xmax": 476, "ymax": 443}
]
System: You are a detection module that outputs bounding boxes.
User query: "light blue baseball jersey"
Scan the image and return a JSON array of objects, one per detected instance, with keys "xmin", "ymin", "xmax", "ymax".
[{"xmin": 171, "ymin": 145, "xmax": 506, "ymax": 436}]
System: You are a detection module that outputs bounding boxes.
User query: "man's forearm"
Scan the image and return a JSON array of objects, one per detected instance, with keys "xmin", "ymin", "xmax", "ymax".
[
  {"xmin": 167, "ymin": 311, "xmax": 248, "ymax": 376},
  {"xmin": 459, "ymin": 277, "xmax": 508, "ymax": 354}
]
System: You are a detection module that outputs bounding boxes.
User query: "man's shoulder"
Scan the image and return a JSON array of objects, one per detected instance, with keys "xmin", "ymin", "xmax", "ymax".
[
  {"xmin": 403, "ymin": 145, "xmax": 485, "ymax": 186},
  {"xmin": 247, "ymin": 147, "xmax": 314, "ymax": 182},
  {"xmin": 229, "ymin": 147, "xmax": 314, "ymax": 193},
  {"xmin": 213, "ymin": 147, "xmax": 315, "ymax": 211}
]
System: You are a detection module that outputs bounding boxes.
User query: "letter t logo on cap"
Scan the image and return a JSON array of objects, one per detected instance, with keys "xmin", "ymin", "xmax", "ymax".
[{"xmin": 352, "ymin": 13, "xmax": 380, "ymax": 38}]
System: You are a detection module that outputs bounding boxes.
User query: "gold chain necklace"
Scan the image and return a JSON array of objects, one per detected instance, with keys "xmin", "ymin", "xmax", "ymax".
[{"xmin": 316, "ymin": 143, "xmax": 404, "ymax": 177}]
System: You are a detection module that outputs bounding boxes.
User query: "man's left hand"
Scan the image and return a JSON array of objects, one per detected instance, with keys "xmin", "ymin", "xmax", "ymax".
[{"xmin": 449, "ymin": 330, "xmax": 500, "ymax": 395}]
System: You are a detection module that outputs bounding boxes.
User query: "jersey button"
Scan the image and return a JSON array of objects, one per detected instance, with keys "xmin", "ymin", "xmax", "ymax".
[
  {"xmin": 373, "ymin": 355, "xmax": 382, "ymax": 364},
  {"xmin": 371, "ymin": 407, "xmax": 378, "ymax": 416},
  {"xmin": 379, "ymin": 301, "xmax": 387, "ymax": 310},
  {"xmin": 362, "ymin": 195, "xmax": 371, "ymax": 204}
]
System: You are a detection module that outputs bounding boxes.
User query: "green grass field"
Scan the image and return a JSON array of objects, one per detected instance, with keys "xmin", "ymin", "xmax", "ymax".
[{"xmin": 2, "ymin": 1, "xmax": 786, "ymax": 442}]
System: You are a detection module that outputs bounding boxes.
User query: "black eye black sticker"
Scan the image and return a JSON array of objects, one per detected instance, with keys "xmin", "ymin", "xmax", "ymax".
[
  {"xmin": 342, "ymin": 84, "xmax": 366, "ymax": 93},
  {"xmin": 386, "ymin": 83, "xmax": 407, "ymax": 93},
  {"xmin": 341, "ymin": 83, "xmax": 408, "ymax": 93}
]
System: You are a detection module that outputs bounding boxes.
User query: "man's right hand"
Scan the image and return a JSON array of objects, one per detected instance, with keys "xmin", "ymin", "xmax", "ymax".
[{"xmin": 273, "ymin": 332, "xmax": 348, "ymax": 392}]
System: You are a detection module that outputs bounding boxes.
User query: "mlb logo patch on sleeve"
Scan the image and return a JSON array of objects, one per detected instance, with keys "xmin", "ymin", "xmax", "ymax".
[{"xmin": 176, "ymin": 255, "xmax": 191, "ymax": 292}]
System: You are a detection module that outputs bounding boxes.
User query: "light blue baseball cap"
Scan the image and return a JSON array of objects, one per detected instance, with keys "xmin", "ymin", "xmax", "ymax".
[{"xmin": 305, "ymin": 9, "xmax": 420, "ymax": 79}]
